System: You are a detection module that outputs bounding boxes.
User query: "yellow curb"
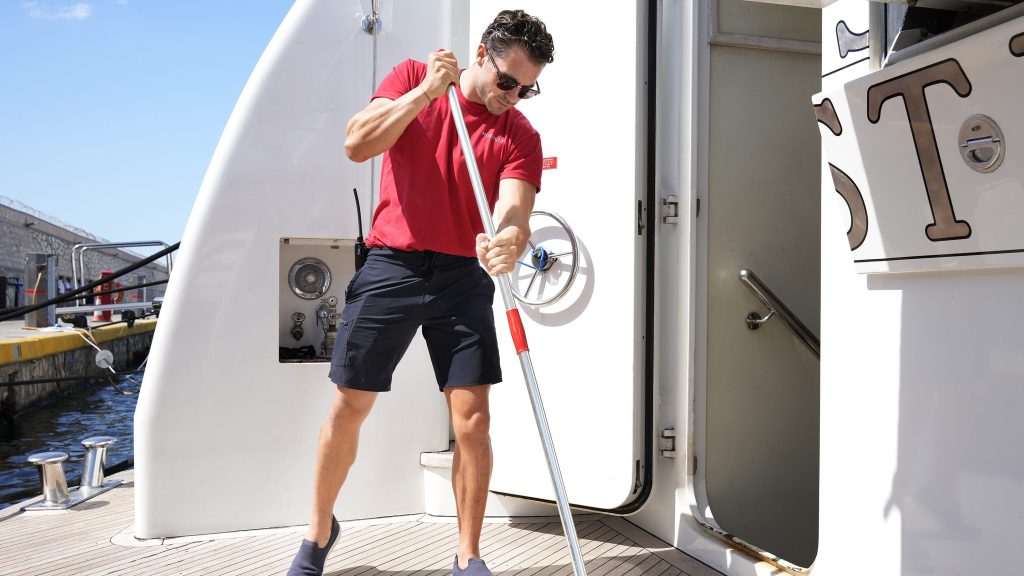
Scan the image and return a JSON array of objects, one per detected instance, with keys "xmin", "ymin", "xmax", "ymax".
[{"xmin": 0, "ymin": 319, "xmax": 158, "ymax": 366}]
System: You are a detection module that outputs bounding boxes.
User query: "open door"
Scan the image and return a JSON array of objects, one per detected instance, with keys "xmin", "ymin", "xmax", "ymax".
[
  {"xmin": 692, "ymin": 0, "xmax": 822, "ymax": 570},
  {"xmin": 476, "ymin": 1, "xmax": 653, "ymax": 512}
]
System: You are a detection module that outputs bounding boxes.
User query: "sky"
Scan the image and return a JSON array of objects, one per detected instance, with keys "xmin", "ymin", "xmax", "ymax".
[{"xmin": 1, "ymin": 1, "xmax": 296, "ymax": 253}]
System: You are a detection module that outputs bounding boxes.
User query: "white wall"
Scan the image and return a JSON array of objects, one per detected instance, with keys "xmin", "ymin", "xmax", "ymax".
[{"xmin": 135, "ymin": 0, "xmax": 460, "ymax": 538}]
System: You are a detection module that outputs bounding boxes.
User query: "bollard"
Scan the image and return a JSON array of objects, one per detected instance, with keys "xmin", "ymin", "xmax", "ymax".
[
  {"xmin": 80, "ymin": 436, "xmax": 117, "ymax": 490},
  {"xmin": 23, "ymin": 436, "xmax": 123, "ymax": 511},
  {"xmin": 26, "ymin": 452, "xmax": 70, "ymax": 507}
]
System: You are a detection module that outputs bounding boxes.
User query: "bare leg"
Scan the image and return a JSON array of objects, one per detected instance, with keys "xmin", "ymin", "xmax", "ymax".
[
  {"xmin": 446, "ymin": 385, "xmax": 493, "ymax": 568},
  {"xmin": 306, "ymin": 387, "xmax": 377, "ymax": 545}
]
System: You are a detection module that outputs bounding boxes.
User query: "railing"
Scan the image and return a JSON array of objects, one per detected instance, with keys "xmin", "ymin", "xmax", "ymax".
[
  {"xmin": 71, "ymin": 241, "xmax": 174, "ymax": 305},
  {"xmin": 739, "ymin": 269, "xmax": 820, "ymax": 359},
  {"xmin": 0, "ymin": 243, "xmax": 179, "ymax": 324}
]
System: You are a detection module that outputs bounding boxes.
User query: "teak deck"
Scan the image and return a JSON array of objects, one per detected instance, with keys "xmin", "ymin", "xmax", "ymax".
[{"xmin": 0, "ymin": 471, "xmax": 721, "ymax": 576}]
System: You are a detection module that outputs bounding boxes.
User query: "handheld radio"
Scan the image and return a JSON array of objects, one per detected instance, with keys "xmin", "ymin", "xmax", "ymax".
[{"xmin": 352, "ymin": 187, "xmax": 368, "ymax": 270}]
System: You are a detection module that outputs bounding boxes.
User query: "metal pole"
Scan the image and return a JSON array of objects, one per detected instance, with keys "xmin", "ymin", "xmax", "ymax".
[
  {"xmin": 447, "ymin": 86, "xmax": 587, "ymax": 576},
  {"xmin": 45, "ymin": 254, "xmax": 57, "ymax": 326}
]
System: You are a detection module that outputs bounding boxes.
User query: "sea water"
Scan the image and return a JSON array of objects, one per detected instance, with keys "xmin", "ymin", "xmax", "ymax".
[{"xmin": 0, "ymin": 377, "xmax": 139, "ymax": 508}]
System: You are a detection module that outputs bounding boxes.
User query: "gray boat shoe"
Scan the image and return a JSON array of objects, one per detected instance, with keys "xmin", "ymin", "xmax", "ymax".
[
  {"xmin": 452, "ymin": 555, "xmax": 494, "ymax": 576},
  {"xmin": 287, "ymin": 516, "xmax": 340, "ymax": 576}
]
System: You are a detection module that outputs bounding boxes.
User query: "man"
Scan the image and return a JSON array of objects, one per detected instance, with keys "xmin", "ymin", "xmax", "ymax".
[{"xmin": 288, "ymin": 10, "xmax": 554, "ymax": 576}]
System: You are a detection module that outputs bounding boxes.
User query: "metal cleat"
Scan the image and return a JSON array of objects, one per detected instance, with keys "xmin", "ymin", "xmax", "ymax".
[
  {"xmin": 23, "ymin": 436, "xmax": 122, "ymax": 511},
  {"xmin": 24, "ymin": 452, "xmax": 71, "ymax": 509},
  {"xmin": 80, "ymin": 436, "xmax": 121, "ymax": 496}
]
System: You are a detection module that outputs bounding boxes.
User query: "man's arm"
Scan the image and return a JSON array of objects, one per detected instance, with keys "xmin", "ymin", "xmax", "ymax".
[
  {"xmin": 344, "ymin": 50, "xmax": 459, "ymax": 163},
  {"xmin": 476, "ymin": 178, "xmax": 537, "ymax": 276}
]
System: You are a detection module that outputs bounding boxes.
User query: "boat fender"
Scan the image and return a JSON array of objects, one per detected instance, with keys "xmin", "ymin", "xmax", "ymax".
[{"xmin": 95, "ymin": 349, "xmax": 114, "ymax": 370}]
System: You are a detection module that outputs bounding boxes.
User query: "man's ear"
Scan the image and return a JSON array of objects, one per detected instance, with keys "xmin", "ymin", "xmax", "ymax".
[{"xmin": 474, "ymin": 43, "xmax": 487, "ymax": 65}]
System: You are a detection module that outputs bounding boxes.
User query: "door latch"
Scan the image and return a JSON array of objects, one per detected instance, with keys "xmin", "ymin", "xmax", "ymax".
[
  {"xmin": 660, "ymin": 428, "xmax": 677, "ymax": 458},
  {"xmin": 662, "ymin": 196, "xmax": 680, "ymax": 224}
]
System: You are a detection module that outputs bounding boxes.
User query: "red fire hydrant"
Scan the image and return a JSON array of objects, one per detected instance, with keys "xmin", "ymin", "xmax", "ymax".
[{"xmin": 93, "ymin": 270, "xmax": 123, "ymax": 322}]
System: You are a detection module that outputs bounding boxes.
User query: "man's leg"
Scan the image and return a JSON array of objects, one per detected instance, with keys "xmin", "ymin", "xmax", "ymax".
[
  {"xmin": 305, "ymin": 386, "xmax": 377, "ymax": 545},
  {"xmin": 445, "ymin": 385, "xmax": 493, "ymax": 568}
]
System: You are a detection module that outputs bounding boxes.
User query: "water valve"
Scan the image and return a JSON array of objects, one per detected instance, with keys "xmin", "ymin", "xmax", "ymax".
[{"xmin": 290, "ymin": 312, "xmax": 305, "ymax": 341}]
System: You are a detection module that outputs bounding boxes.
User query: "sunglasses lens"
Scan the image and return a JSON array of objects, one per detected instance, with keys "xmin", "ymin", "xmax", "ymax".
[
  {"xmin": 518, "ymin": 84, "xmax": 540, "ymax": 99},
  {"xmin": 496, "ymin": 76, "xmax": 518, "ymax": 91},
  {"xmin": 488, "ymin": 54, "xmax": 540, "ymax": 99}
]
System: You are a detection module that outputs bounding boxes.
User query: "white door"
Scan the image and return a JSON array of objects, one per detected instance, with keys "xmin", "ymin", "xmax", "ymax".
[{"xmin": 471, "ymin": 1, "xmax": 653, "ymax": 511}]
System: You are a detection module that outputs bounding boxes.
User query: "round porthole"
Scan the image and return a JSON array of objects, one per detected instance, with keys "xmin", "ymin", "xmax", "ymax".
[{"xmin": 288, "ymin": 258, "xmax": 332, "ymax": 300}]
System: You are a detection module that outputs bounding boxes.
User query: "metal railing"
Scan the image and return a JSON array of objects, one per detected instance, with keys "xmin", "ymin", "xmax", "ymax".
[
  {"xmin": 739, "ymin": 268, "xmax": 819, "ymax": 359},
  {"xmin": 72, "ymin": 241, "xmax": 173, "ymax": 305},
  {"xmin": 0, "ymin": 243, "xmax": 179, "ymax": 323}
]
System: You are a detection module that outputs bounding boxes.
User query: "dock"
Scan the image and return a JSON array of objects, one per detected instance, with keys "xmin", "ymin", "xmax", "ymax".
[{"xmin": 0, "ymin": 318, "xmax": 156, "ymax": 418}]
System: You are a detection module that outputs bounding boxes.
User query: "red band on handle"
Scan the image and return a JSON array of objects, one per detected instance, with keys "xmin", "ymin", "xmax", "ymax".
[{"xmin": 506, "ymin": 309, "xmax": 530, "ymax": 354}]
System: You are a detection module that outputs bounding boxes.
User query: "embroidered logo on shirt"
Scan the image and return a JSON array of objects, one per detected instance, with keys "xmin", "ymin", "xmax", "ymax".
[{"xmin": 481, "ymin": 131, "xmax": 507, "ymax": 144}]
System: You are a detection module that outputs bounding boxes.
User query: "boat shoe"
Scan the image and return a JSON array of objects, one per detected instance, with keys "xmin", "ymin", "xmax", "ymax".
[
  {"xmin": 453, "ymin": 555, "xmax": 494, "ymax": 576},
  {"xmin": 287, "ymin": 516, "xmax": 340, "ymax": 576}
]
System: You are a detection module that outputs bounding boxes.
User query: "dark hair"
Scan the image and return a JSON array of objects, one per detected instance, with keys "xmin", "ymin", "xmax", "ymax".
[{"xmin": 480, "ymin": 10, "xmax": 554, "ymax": 65}]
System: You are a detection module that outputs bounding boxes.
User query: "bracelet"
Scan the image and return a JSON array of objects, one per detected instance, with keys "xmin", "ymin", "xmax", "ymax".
[{"xmin": 419, "ymin": 87, "xmax": 432, "ymax": 106}]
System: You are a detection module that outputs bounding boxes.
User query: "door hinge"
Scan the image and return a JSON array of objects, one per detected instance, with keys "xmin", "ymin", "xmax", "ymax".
[
  {"xmin": 662, "ymin": 196, "xmax": 680, "ymax": 224},
  {"xmin": 660, "ymin": 428, "xmax": 677, "ymax": 458}
]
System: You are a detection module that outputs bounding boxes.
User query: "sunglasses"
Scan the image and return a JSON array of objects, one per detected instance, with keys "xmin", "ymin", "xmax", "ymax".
[{"xmin": 487, "ymin": 52, "xmax": 541, "ymax": 100}]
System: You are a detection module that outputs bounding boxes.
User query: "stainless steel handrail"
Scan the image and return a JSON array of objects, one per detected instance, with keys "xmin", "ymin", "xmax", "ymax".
[
  {"xmin": 72, "ymin": 241, "xmax": 173, "ymax": 304},
  {"xmin": 739, "ymin": 269, "xmax": 820, "ymax": 359}
]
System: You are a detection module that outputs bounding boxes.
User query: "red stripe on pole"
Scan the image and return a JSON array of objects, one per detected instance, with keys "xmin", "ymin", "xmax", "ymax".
[{"xmin": 506, "ymin": 309, "xmax": 530, "ymax": 354}]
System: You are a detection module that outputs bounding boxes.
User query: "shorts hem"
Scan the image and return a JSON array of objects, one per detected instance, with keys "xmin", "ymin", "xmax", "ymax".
[
  {"xmin": 331, "ymin": 376, "xmax": 391, "ymax": 393},
  {"xmin": 441, "ymin": 378, "xmax": 502, "ymax": 390}
]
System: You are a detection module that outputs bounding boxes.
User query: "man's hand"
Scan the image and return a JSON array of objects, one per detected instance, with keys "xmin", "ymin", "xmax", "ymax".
[
  {"xmin": 478, "ymin": 178, "xmax": 536, "ymax": 276},
  {"xmin": 345, "ymin": 50, "xmax": 459, "ymax": 162},
  {"xmin": 420, "ymin": 49, "xmax": 459, "ymax": 101},
  {"xmin": 476, "ymin": 230, "xmax": 525, "ymax": 276}
]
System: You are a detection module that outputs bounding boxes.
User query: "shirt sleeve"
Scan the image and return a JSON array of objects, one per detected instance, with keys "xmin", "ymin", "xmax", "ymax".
[
  {"xmin": 499, "ymin": 119, "xmax": 543, "ymax": 193},
  {"xmin": 373, "ymin": 59, "xmax": 426, "ymax": 102}
]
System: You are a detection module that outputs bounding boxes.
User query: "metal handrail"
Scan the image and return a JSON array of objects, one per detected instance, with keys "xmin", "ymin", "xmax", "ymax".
[
  {"xmin": 739, "ymin": 269, "xmax": 820, "ymax": 359},
  {"xmin": 0, "ymin": 242, "xmax": 179, "ymax": 323},
  {"xmin": 72, "ymin": 241, "xmax": 173, "ymax": 305}
]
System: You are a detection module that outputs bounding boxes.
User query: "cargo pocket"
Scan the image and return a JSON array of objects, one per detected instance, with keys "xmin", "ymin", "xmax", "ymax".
[
  {"xmin": 330, "ymin": 295, "xmax": 364, "ymax": 369},
  {"xmin": 344, "ymin": 265, "xmax": 367, "ymax": 303}
]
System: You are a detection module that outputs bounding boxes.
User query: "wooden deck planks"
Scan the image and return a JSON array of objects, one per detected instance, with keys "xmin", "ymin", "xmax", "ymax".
[{"xmin": 0, "ymin": 472, "xmax": 721, "ymax": 576}]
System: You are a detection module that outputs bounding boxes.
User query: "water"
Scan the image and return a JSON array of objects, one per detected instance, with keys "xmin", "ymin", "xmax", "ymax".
[{"xmin": 0, "ymin": 378, "xmax": 139, "ymax": 509}]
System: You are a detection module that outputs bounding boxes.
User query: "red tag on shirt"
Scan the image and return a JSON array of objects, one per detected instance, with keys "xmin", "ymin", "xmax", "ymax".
[{"xmin": 542, "ymin": 157, "xmax": 558, "ymax": 170}]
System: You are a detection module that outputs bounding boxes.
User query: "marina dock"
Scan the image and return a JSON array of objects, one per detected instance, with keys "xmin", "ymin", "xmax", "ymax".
[{"xmin": 0, "ymin": 318, "xmax": 156, "ymax": 416}]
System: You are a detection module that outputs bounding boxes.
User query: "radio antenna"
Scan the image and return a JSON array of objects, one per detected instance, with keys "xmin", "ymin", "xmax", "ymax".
[{"xmin": 352, "ymin": 188, "xmax": 368, "ymax": 270}]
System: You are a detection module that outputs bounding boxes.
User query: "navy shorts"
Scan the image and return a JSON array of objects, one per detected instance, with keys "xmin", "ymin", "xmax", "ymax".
[{"xmin": 328, "ymin": 247, "xmax": 502, "ymax": 392}]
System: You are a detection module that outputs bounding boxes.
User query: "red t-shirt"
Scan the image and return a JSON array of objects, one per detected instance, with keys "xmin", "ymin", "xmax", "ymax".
[{"xmin": 364, "ymin": 59, "xmax": 543, "ymax": 257}]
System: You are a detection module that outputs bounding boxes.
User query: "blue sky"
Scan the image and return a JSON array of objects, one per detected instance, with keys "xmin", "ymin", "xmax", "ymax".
[{"xmin": 1, "ymin": 1, "xmax": 295, "ymax": 252}]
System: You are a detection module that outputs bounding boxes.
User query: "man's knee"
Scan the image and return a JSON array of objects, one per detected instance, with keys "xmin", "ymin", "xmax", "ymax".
[
  {"xmin": 452, "ymin": 407, "xmax": 491, "ymax": 444},
  {"xmin": 330, "ymin": 387, "xmax": 377, "ymax": 423},
  {"xmin": 447, "ymin": 385, "xmax": 491, "ymax": 443}
]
